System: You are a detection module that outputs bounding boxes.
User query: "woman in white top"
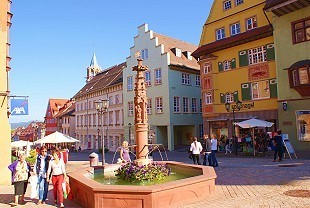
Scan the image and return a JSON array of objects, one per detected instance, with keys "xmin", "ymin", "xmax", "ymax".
[
  {"xmin": 47, "ymin": 148, "xmax": 67, "ymax": 208},
  {"xmin": 190, "ymin": 137, "xmax": 203, "ymax": 165},
  {"xmin": 210, "ymin": 134, "xmax": 219, "ymax": 167}
]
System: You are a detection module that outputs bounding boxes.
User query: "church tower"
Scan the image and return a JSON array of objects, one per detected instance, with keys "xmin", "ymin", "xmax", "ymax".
[{"xmin": 86, "ymin": 53, "xmax": 102, "ymax": 82}]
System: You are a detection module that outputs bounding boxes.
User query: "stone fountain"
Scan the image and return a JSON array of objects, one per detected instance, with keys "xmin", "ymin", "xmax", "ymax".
[{"xmin": 68, "ymin": 59, "xmax": 217, "ymax": 208}]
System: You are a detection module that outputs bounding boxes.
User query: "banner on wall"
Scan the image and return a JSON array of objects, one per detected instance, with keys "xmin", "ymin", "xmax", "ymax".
[{"xmin": 10, "ymin": 98, "xmax": 28, "ymax": 115}]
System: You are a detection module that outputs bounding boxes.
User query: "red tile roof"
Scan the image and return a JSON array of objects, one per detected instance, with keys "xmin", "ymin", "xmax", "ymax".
[
  {"xmin": 192, "ymin": 25, "xmax": 273, "ymax": 59},
  {"xmin": 153, "ymin": 33, "xmax": 199, "ymax": 70},
  {"xmin": 48, "ymin": 99, "xmax": 69, "ymax": 117}
]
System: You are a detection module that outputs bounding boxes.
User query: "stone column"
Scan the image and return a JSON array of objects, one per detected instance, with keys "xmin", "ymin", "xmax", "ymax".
[
  {"xmin": 132, "ymin": 59, "xmax": 151, "ymax": 165},
  {"xmin": 167, "ymin": 125, "xmax": 174, "ymax": 151}
]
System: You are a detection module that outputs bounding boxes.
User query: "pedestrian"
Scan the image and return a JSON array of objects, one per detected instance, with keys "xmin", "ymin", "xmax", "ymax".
[
  {"xmin": 190, "ymin": 137, "xmax": 203, "ymax": 165},
  {"xmin": 272, "ymin": 130, "xmax": 284, "ymax": 162},
  {"xmin": 8, "ymin": 152, "xmax": 31, "ymax": 207},
  {"xmin": 210, "ymin": 134, "xmax": 219, "ymax": 167},
  {"xmin": 120, "ymin": 141, "xmax": 131, "ymax": 163},
  {"xmin": 33, "ymin": 145, "xmax": 51, "ymax": 205},
  {"xmin": 202, "ymin": 134, "xmax": 212, "ymax": 166},
  {"xmin": 47, "ymin": 148, "xmax": 67, "ymax": 208},
  {"xmin": 225, "ymin": 137, "xmax": 232, "ymax": 154}
]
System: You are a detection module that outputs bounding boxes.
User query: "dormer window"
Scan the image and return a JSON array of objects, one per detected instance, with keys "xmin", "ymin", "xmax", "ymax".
[
  {"xmin": 223, "ymin": 0, "xmax": 232, "ymax": 10},
  {"xmin": 183, "ymin": 51, "xmax": 192, "ymax": 60},
  {"xmin": 176, "ymin": 48, "xmax": 182, "ymax": 57}
]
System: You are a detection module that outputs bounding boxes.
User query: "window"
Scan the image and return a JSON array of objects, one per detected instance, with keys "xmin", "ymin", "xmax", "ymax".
[
  {"xmin": 200, "ymin": 99, "xmax": 202, "ymax": 113},
  {"xmin": 195, "ymin": 75, "xmax": 201, "ymax": 86},
  {"xmin": 128, "ymin": 101, "xmax": 133, "ymax": 116},
  {"xmin": 235, "ymin": 0, "xmax": 244, "ymax": 6},
  {"xmin": 183, "ymin": 97, "xmax": 189, "ymax": 113},
  {"xmin": 127, "ymin": 76, "xmax": 133, "ymax": 91},
  {"xmin": 141, "ymin": 48, "xmax": 148, "ymax": 60},
  {"xmin": 199, "ymin": 124, "xmax": 204, "ymax": 139},
  {"xmin": 248, "ymin": 46, "xmax": 266, "ymax": 65},
  {"xmin": 292, "ymin": 18, "xmax": 310, "ymax": 44},
  {"xmin": 145, "ymin": 71, "xmax": 151, "ymax": 86},
  {"xmin": 115, "ymin": 110, "xmax": 120, "ymax": 125},
  {"xmin": 204, "ymin": 62, "xmax": 212, "ymax": 74},
  {"xmin": 290, "ymin": 66, "xmax": 310, "ymax": 86},
  {"xmin": 192, "ymin": 98, "xmax": 197, "ymax": 113},
  {"xmin": 225, "ymin": 93, "xmax": 234, "ymax": 103},
  {"xmin": 115, "ymin": 94, "xmax": 120, "ymax": 104},
  {"xmin": 230, "ymin": 22, "xmax": 240, "ymax": 36},
  {"xmin": 246, "ymin": 17, "xmax": 257, "ymax": 30},
  {"xmin": 93, "ymin": 114, "xmax": 96, "ymax": 126},
  {"xmin": 147, "ymin": 98, "xmax": 152, "ymax": 114},
  {"xmin": 173, "ymin": 97, "xmax": 181, "ymax": 113},
  {"xmin": 176, "ymin": 48, "xmax": 182, "ymax": 57},
  {"xmin": 109, "ymin": 96, "xmax": 113, "ymax": 105},
  {"xmin": 155, "ymin": 97, "xmax": 163, "ymax": 114},
  {"xmin": 223, "ymin": 0, "xmax": 232, "ymax": 10},
  {"xmin": 251, "ymin": 80, "xmax": 270, "ymax": 100},
  {"xmin": 223, "ymin": 60, "xmax": 231, "ymax": 70},
  {"xmin": 182, "ymin": 73, "xmax": 191, "ymax": 85},
  {"xmin": 109, "ymin": 111, "xmax": 113, "ymax": 125},
  {"xmin": 205, "ymin": 92, "xmax": 212, "ymax": 104},
  {"xmin": 296, "ymin": 110, "xmax": 310, "ymax": 141},
  {"xmin": 155, "ymin": 68, "xmax": 162, "ymax": 85},
  {"xmin": 216, "ymin": 28, "xmax": 226, "ymax": 40}
]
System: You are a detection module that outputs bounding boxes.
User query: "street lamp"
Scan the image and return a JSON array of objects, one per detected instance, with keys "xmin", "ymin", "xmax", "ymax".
[
  {"xmin": 128, "ymin": 123, "xmax": 132, "ymax": 142},
  {"xmin": 97, "ymin": 128, "xmax": 100, "ymax": 152},
  {"xmin": 95, "ymin": 99, "xmax": 109, "ymax": 166},
  {"xmin": 225, "ymin": 100, "xmax": 242, "ymax": 155}
]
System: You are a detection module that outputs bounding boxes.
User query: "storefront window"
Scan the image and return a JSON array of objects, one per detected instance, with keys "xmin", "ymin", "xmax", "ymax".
[{"xmin": 296, "ymin": 110, "xmax": 310, "ymax": 141}]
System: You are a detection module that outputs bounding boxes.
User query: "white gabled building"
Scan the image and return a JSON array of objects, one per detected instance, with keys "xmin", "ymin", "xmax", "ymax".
[{"xmin": 123, "ymin": 24, "xmax": 203, "ymax": 151}]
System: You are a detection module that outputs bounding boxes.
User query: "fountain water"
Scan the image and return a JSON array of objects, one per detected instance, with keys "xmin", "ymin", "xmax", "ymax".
[{"xmin": 68, "ymin": 59, "xmax": 217, "ymax": 208}]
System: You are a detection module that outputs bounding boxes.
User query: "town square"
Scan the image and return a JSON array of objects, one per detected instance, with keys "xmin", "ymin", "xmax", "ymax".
[{"xmin": 0, "ymin": 0, "xmax": 309, "ymax": 208}]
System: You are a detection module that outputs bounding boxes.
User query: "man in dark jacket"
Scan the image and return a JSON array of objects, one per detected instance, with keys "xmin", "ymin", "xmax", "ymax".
[
  {"xmin": 202, "ymin": 134, "xmax": 212, "ymax": 166},
  {"xmin": 272, "ymin": 130, "xmax": 284, "ymax": 162}
]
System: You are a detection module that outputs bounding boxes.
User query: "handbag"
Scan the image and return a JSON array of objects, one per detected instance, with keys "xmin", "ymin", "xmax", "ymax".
[{"xmin": 188, "ymin": 151, "xmax": 193, "ymax": 159}]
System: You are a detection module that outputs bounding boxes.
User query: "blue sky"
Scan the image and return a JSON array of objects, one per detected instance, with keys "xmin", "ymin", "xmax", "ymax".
[{"xmin": 9, "ymin": 0, "xmax": 211, "ymax": 123}]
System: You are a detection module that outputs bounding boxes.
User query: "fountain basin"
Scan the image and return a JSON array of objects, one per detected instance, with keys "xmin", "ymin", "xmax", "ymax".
[{"xmin": 69, "ymin": 161, "xmax": 216, "ymax": 208}]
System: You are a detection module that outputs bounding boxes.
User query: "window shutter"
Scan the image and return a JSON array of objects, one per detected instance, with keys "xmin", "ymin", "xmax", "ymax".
[
  {"xmin": 231, "ymin": 58, "xmax": 236, "ymax": 69},
  {"xmin": 241, "ymin": 83, "xmax": 252, "ymax": 101},
  {"xmin": 218, "ymin": 62, "xmax": 223, "ymax": 72},
  {"xmin": 266, "ymin": 44, "xmax": 275, "ymax": 61},
  {"xmin": 233, "ymin": 91, "xmax": 239, "ymax": 102},
  {"xmin": 269, "ymin": 79, "xmax": 277, "ymax": 98},
  {"xmin": 220, "ymin": 93, "xmax": 225, "ymax": 103},
  {"xmin": 239, "ymin": 50, "xmax": 248, "ymax": 67}
]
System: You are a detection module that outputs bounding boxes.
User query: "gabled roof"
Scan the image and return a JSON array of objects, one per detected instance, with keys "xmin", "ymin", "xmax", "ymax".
[
  {"xmin": 153, "ymin": 33, "xmax": 199, "ymax": 70},
  {"xmin": 48, "ymin": 99, "xmax": 69, "ymax": 117},
  {"xmin": 192, "ymin": 25, "xmax": 273, "ymax": 58},
  {"xmin": 55, "ymin": 100, "xmax": 75, "ymax": 118},
  {"xmin": 74, "ymin": 62, "xmax": 126, "ymax": 98}
]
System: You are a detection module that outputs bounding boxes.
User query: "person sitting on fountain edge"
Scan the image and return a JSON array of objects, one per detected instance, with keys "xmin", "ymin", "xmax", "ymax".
[{"xmin": 120, "ymin": 141, "xmax": 131, "ymax": 163}]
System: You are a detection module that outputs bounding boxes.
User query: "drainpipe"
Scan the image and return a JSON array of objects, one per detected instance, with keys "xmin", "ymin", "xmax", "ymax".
[{"xmin": 263, "ymin": 10, "xmax": 274, "ymax": 31}]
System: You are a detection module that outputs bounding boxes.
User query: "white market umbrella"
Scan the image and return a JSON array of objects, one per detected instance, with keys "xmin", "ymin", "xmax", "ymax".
[
  {"xmin": 35, "ymin": 131, "xmax": 80, "ymax": 144},
  {"xmin": 11, "ymin": 140, "xmax": 33, "ymax": 148},
  {"xmin": 235, "ymin": 118, "xmax": 274, "ymax": 128},
  {"xmin": 235, "ymin": 118, "xmax": 274, "ymax": 156}
]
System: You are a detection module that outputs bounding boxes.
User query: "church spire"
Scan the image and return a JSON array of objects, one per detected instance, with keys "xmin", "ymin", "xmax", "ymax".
[
  {"xmin": 86, "ymin": 53, "xmax": 102, "ymax": 82},
  {"xmin": 90, "ymin": 53, "xmax": 99, "ymax": 68}
]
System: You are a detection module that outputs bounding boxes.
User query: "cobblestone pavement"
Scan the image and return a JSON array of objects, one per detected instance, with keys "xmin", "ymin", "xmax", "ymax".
[{"xmin": 0, "ymin": 151, "xmax": 309, "ymax": 208}]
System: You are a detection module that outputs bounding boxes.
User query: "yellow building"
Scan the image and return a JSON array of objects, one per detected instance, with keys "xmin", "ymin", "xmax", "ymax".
[
  {"xmin": 0, "ymin": 0, "xmax": 12, "ymax": 185},
  {"xmin": 192, "ymin": 0, "xmax": 277, "ymax": 140},
  {"xmin": 264, "ymin": 0, "xmax": 310, "ymax": 151}
]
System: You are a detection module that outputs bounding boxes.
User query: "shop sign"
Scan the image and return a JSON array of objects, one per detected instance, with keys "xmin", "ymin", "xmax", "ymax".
[
  {"xmin": 10, "ymin": 98, "xmax": 28, "ymax": 115},
  {"xmin": 231, "ymin": 102, "xmax": 254, "ymax": 110}
]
